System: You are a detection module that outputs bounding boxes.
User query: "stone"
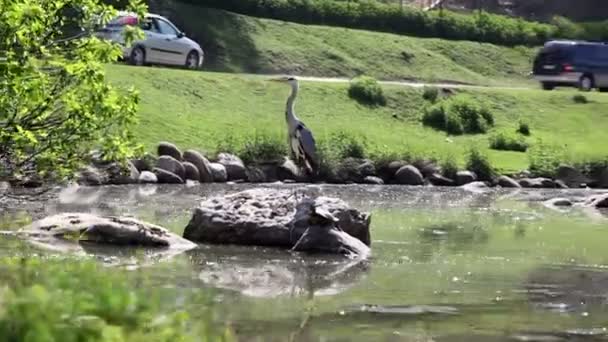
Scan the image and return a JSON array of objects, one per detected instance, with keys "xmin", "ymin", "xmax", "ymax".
[
  {"xmin": 461, "ymin": 181, "xmax": 491, "ymax": 193},
  {"xmin": 107, "ymin": 161, "xmax": 140, "ymax": 185},
  {"xmin": 77, "ymin": 166, "xmax": 105, "ymax": 186},
  {"xmin": 497, "ymin": 175, "xmax": 521, "ymax": 188},
  {"xmin": 153, "ymin": 167, "xmax": 184, "ymax": 184},
  {"xmin": 519, "ymin": 178, "xmax": 555, "ymax": 188},
  {"xmin": 18, "ymin": 213, "xmax": 196, "ymax": 253},
  {"xmin": 414, "ymin": 160, "xmax": 440, "ymax": 178},
  {"xmin": 0, "ymin": 181, "xmax": 10, "ymax": 194},
  {"xmin": 277, "ymin": 159, "xmax": 300, "ymax": 181},
  {"xmin": 585, "ymin": 193, "xmax": 608, "ymax": 209},
  {"xmin": 427, "ymin": 173, "xmax": 454, "ymax": 186},
  {"xmin": 456, "ymin": 171, "xmax": 477, "ymax": 185},
  {"xmin": 209, "ymin": 163, "xmax": 228, "ymax": 183},
  {"xmin": 598, "ymin": 168, "xmax": 608, "ymax": 189},
  {"xmin": 556, "ymin": 165, "xmax": 590, "ymax": 188},
  {"xmin": 183, "ymin": 188, "xmax": 371, "ymax": 256},
  {"xmin": 545, "ymin": 197, "xmax": 574, "ymax": 207},
  {"xmin": 555, "ymin": 179, "xmax": 569, "ymax": 189},
  {"xmin": 157, "ymin": 141, "xmax": 182, "ymax": 161},
  {"xmin": 363, "ymin": 176, "xmax": 384, "ymax": 185},
  {"xmin": 394, "ymin": 165, "xmax": 424, "ymax": 185},
  {"xmin": 217, "ymin": 153, "xmax": 247, "ymax": 181},
  {"xmin": 183, "ymin": 161, "xmax": 200, "ymax": 181},
  {"xmin": 130, "ymin": 154, "xmax": 156, "ymax": 172},
  {"xmin": 336, "ymin": 158, "xmax": 376, "ymax": 183},
  {"xmin": 138, "ymin": 170, "xmax": 158, "ymax": 184},
  {"xmin": 246, "ymin": 167, "xmax": 267, "ymax": 183},
  {"xmin": 183, "ymin": 150, "xmax": 213, "ymax": 183},
  {"xmin": 156, "ymin": 155, "xmax": 185, "ymax": 180}
]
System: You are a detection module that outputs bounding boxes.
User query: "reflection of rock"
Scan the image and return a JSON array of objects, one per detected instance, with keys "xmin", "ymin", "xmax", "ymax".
[
  {"xmin": 183, "ymin": 188, "xmax": 371, "ymax": 257},
  {"xmin": 193, "ymin": 247, "xmax": 369, "ymax": 298},
  {"xmin": 18, "ymin": 213, "xmax": 196, "ymax": 253}
]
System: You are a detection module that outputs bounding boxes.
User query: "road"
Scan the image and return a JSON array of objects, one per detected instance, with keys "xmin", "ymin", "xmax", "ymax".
[{"xmin": 252, "ymin": 74, "xmax": 534, "ymax": 91}]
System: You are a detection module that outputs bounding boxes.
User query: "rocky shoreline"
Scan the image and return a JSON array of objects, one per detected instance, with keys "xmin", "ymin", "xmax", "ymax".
[{"xmin": 72, "ymin": 141, "xmax": 608, "ymax": 191}]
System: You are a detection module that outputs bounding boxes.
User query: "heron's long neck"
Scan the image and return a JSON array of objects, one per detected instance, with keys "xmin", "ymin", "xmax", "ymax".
[{"xmin": 285, "ymin": 83, "xmax": 299, "ymax": 126}]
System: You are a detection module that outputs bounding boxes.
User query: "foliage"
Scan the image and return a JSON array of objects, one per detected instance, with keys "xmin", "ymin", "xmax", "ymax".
[
  {"xmin": 517, "ymin": 121, "xmax": 530, "ymax": 136},
  {"xmin": 528, "ymin": 141, "xmax": 565, "ymax": 177},
  {"xmin": 440, "ymin": 155, "xmax": 459, "ymax": 180},
  {"xmin": 466, "ymin": 148, "xmax": 495, "ymax": 181},
  {"xmin": 422, "ymin": 87, "xmax": 439, "ymax": 103},
  {"xmin": 422, "ymin": 95, "xmax": 494, "ymax": 135},
  {"xmin": 239, "ymin": 132, "xmax": 288, "ymax": 164},
  {"xmin": 573, "ymin": 94, "xmax": 588, "ymax": 104},
  {"xmin": 0, "ymin": 257, "xmax": 233, "ymax": 341},
  {"xmin": 176, "ymin": 0, "xmax": 558, "ymax": 46},
  {"xmin": 348, "ymin": 76, "xmax": 386, "ymax": 106},
  {"xmin": 0, "ymin": 0, "xmax": 147, "ymax": 183},
  {"xmin": 489, "ymin": 131, "xmax": 529, "ymax": 152}
]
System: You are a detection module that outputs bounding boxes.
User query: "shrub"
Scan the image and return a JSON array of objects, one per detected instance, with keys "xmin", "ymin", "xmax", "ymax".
[
  {"xmin": 238, "ymin": 132, "xmax": 287, "ymax": 165},
  {"xmin": 528, "ymin": 142, "xmax": 565, "ymax": 177},
  {"xmin": 422, "ymin": 87, "xmax": 439, "ymax": 103},
  {"xmin": 489, "ymin": 131, "xmax": 529, "ymax": 152},
  {"xmin": 348, "ymin": 76, "xmax": 386, "ymax": 106},
  {"xmin": 441, "ymin": 155, "xmax": 459, "ymax": 180},
  {"xmin": 517, "ymin": 121, "xmax": 531, "ymax": 136},
  {"xmin": 466, "ymin": 148, "xmax": 495, "ymax": 181},
  {"xmin": 573, "ymin": 94, "xmax": 588, "ymax": 104},
  {"xmin": 422, "ymin": 96, "xmax": 494, "ymax": 135}
]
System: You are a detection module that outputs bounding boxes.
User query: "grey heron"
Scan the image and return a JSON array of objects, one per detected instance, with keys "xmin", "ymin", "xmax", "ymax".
[{"xmin": 269, "ymin": 76, "xmax": 319, "ymax": 176}]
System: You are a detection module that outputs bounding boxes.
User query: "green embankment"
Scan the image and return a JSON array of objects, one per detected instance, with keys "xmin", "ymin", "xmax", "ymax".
[
  {"xmin": 107, "ymin": 64, "xmax": 608, "ymax": 174},
  {"xmin": 160, "ymin": 5, "xmax": 536, "ymax": 87}
]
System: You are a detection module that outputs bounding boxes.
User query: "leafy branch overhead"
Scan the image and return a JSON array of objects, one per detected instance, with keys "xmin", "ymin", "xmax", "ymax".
[{"xmin": 0, "ymin": 0, "xmax": 147, "ymax": 182}]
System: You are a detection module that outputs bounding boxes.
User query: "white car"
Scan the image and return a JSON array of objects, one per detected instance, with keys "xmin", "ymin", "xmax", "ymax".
[{"xmin": 96, "ymin": 12, "xmax": 204, "ymax": 69}]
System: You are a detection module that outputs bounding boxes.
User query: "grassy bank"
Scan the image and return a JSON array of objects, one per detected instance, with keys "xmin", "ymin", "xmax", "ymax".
[
  {"xmin": 107, "ymin": 64, "xmax": 608, "ymax": 174},
  {"xmin": 154, "ymin": 5, "xmax": 536, "ymax": 86}
]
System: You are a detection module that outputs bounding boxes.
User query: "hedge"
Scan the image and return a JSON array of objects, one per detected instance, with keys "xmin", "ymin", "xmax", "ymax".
[{"xmin": 175, "ymin": 0, "xmax": 556, "ymax": 46}]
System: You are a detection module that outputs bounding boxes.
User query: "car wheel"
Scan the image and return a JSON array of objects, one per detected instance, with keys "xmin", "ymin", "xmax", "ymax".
[
  {"xmin": 130, "ymin": 46, "xmax": 146, "ymax": 66},
  {"xmin": 185, "ymin": 51, "xmax": 199, "ymax": 69},
  {"xmin": 579, "ymin": 75, "xmax": 594, "ymax": 92},
  {"xmin": 541, "ymin": 82, "xmax": 555, "ymax": 91}
]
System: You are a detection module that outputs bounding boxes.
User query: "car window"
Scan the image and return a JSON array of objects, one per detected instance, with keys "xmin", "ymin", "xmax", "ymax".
[
  {"xmin": 139, "ymin": 18, "xmax": 155, "ymax": 32},
  {"xmin": 155, "ymin": 18, "xmax": 179, "ymax": 36}
]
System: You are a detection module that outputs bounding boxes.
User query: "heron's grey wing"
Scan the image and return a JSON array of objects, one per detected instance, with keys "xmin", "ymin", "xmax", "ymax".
[{"xmin": 296, "ymin": 123, "xmax": 317, "ymax": 161}]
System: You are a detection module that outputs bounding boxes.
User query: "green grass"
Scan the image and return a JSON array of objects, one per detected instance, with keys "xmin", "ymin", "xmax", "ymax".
[
  {"xmin": 164, "ymin": 5, "xmax": 536, "ymax": 86},
  {"xmin": 107, "ymin": 64, "xmax": 608, "ymax": 174}
]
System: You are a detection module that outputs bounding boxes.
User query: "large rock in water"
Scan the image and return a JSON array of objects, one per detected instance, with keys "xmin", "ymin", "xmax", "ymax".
[
  {"xmin": 18, "ymin": 213, "xmax": 196, "ymax": 253},
  {"xmin": 157, "ymin": 141, "xmax": 182, "ymax": 161},
  {"xmin": 394, "ymin": 165, "xmax": 424, "ymax": 185},
  {"xmin": 156, "ymin": 155, "xmax": 185, "ymax": 180},
  {"xmin": 183, "ymin": 189, "xmax": 371, "ymax": 257},
  {"xmin": 183, "ymin": 150, "xmax": 213, "ymax": 183},
  {"xmin": 217, "ymin": 153, "xmax": 247, "ymax": 181},
  {"xmin": 556, "ymin": 165, "xmax": 589, "ymax": 188}
]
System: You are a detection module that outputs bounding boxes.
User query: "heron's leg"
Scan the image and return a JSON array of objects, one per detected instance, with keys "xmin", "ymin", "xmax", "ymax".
[{"xmin": 291, "ymin": 227, "xmax": 310, "ymax": 251}]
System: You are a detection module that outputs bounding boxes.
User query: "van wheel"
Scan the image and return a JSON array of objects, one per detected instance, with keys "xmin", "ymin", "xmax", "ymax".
[
  {"xmin": 130, "ymin": 46, "xmax": 146, "ymax": 66},
  {"xmin": 185, "ymin": 51, "xmax": 199, "ymax": 69},
  {"xmin": 541, "ymin": 82, "xmax": 555, "ymax": 91},
  {"xmin": 579, "ymin": 75, "xmax": 594, "ymax": 92}
]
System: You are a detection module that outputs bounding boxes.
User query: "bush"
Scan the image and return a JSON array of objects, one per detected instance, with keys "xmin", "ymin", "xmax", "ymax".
[
  {"xmin": 441, "ymin": 155, "xmax": 459, "ymax": 180},
  {"xmin": 528, "ymin": 142, "xmax": 565, "ymax": 177},
  {"xmin": 238, "ymin": 132, "xmax": 287, "ymax": 165},
  {"xmin": 489, "ymin": 131, "xmax": 529, "ymax": 152},
  {"xmin": 422, "ymin": 96, "xmax": 494, "ymax": 135},
  {"xmin": 517, "ymin": 121, "xmax": 531, "ymax": 136},
  {"xmin": 422, "ymin": 87, "xmax": 439, "ymax": 103},
  {"xmin": 466, "ymin": 148, "xmax": 495, "ymax": 181},
  {"xmin": 573, "ymin": 94, "xmax": 588, "ymax": 104},
  {"xmin": 348, "ymin": 76, "xmax": 386, "ymax": 106},
  {"xmin": 176, "ymin": 0, "xmax": 561, "ymax": 46}
]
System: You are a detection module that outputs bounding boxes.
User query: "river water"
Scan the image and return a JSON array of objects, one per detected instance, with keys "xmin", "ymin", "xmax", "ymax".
[{"xmin": 1, "ymin": 183, "xmax": 608, "ymax": 341}]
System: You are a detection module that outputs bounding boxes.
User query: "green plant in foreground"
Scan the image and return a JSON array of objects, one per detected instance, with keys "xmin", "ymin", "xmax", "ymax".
[
  {"xmin": 0, "ymin": 257, "xmax": 233, "ymax": 341},
  {"xmin": 422, "ymin": 95, "xmax": 494, "ymax": 135},
  {"xmin": 0, "ymin": 0, "xmax": 146, "ymax": 182},
  {"xmin": 348, "ymin": 76, "xmax": 386, "ymax": 106},
  {"xmin": 441, "ymin": 155, "xmax": 459, "ymax": 180}
]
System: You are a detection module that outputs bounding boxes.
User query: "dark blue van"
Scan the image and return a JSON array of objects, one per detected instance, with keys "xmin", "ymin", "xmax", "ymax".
[{"xmin": 532, "ymin": 40, "xmax": 608, "ymax": 91}]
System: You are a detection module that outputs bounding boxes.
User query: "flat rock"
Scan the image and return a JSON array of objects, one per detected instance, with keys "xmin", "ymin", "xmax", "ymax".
[
  {"xmin": 428, "ymin": 173, "xmax": 454, "ymax": 186},
  {"xmin": 156, "ymin": 155, "xmax": 185, "ymax": 180},
  {"xmin": 498, "ymin": 175, "xmax": 521, "ymax": 188},
  {"xmin": 544, "ymin": 197, "xmax": 574, "ymax": 209},
  {"xmin": 277, "ymin": 158, "xmax": 300, "ymax": 181},
  {"xmin": 18, "ymin": 213, "xmax": 197, "ymax": 252},
  {"xmin": 519, "ymin": 177, "xmax": 555, "ymax": 189},
  {"xmin": 183, "ymin": 188, "xmax": 371, "ymax": 257},
  {"xmin": 107, "ymin": 161, "xmax": 140, "ymax": 185},
  {"xmin": 246, "ymin": 166, "xmax": 267, "ymax": 183},
  {"xmin": 157, "ymin": 141, "xmax": 182, "ymax": 161},
  {"xmin": 138, "ymin": 170, "xmax": 158, "ymax": 184},
  {"xmin": 363, "ymin": 176, "xmax": 384, "ymax": 185},
  {"xmin": 585, "ymin": 193, "xmax": 608, "ymax": 209},
  {"xmin": 394, "ymin": 165, "xmax": 424, "ymax": 185},
  {"xmin": 183, "ymin": 161, "xmax": 200, "ymax": 181},
  {"xmin": 153, "ymin": 167, "xmax": 184, "ymax": 184},
  {"xmin": 461, "ymin": 181, "xmax": 491, "ymax": 193},
  {"xmin": 77, "ymin": 166, "xmax": 105, "ymax": 186},
  {"xmin": 183, "ymin": 150, "xmax": 213, "ymax": 183},
  {"xmin": 217, "ymin": 153, "xmax": 247, "ymax": 181},
  {"xmin": 456, "ymin": 171, "xmax": 477, "ymax": 185},
  {"xmin": 209, "ymin": 162, "xmax": 228, "ymax": 182}
]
